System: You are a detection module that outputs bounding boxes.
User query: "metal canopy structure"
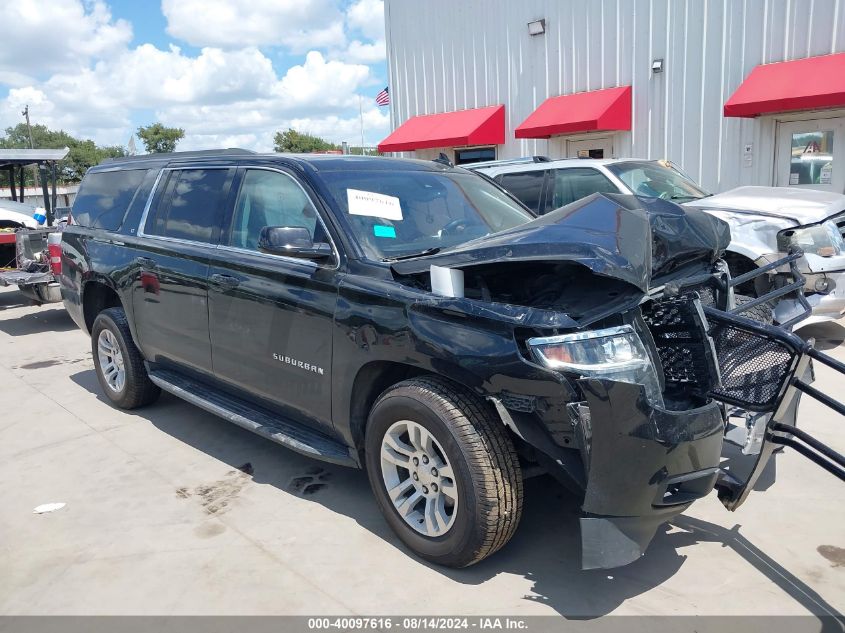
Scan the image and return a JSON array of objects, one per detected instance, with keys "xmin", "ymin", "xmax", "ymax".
[{"xmin": 0, "ymin": 147, "xmax": 69, "ymax": 226}]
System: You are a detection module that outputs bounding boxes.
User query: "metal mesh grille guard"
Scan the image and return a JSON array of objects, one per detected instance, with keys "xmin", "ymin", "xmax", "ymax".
[
  {"xmin": 703, "ymin": 306, "xmax": 845, "ymax": 485},
  {"xmin": 641, "ymin": 294, "xmax": 719, "ymax": 399},
  {"xmin": 708, "ymin": 314, "xmax": 797, "ymax": 410}
]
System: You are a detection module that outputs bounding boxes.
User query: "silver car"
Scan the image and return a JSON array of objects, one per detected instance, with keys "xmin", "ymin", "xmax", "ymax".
[{"xmin": 471, "ymin": 157, "xmax": 845, "ymax": 326}]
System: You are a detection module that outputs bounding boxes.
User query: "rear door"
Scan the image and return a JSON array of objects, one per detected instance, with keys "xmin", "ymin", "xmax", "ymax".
[
  {"xmin": 544, "ymin": 167, "xmax": 622, "ymax": 213},
  {"xmin": 132, "ymin": 166, "xmax": 235, "ymax": 374},
  {"xmin": 495, "ymin": 169, "xmax": 548, "ymax": 214},
  {"xmin": 206, "ymin": 167, "xmax": 339, "ymax": 432}
]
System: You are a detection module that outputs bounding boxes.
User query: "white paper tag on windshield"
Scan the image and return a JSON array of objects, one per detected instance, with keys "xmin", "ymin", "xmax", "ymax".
[{"xmin": 347, "ymin": 189, "xmax": 403, "ymax": 221}]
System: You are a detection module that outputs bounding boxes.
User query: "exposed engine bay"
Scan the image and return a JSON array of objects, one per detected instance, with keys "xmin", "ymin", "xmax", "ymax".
[{"xmin": 390, "ymin": 193, "xmax": 844, "ymax": 568}]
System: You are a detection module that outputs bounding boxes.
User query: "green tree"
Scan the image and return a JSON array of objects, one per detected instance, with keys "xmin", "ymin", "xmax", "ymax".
[
  {"xmin": 0, "ymin": 123, "xmax": 127, "ymax": 185},
  {"xmin": 136, "ymin": 123, "xmax": 185, "ymax": 154},
  {"xmin": 273, "ymin": 128, "xmax": 339, "ymax": 153}
]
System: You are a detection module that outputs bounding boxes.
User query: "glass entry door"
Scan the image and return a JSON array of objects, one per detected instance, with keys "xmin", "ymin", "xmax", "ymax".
[{"xmin": 776, "ymin": 117, "xmax": 845, "ymax": 193}]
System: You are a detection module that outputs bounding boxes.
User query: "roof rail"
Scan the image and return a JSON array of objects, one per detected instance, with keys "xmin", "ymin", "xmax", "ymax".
[
  {"xmin": 102, "ymin": 148, "xmax": 256, "ymax": 163},
  {"xmin": 465, "ymin": 155, "xmax": 551, "ymax": 169}
]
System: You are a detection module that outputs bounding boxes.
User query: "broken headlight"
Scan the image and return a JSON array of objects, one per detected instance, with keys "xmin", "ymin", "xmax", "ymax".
[
  {"xmin": 777, "ymin": 221, "xmax": 845, "ymax": 258},
  {"xmin": 527, "ymin": 325, "xmax": 664, "ymax": 407}
]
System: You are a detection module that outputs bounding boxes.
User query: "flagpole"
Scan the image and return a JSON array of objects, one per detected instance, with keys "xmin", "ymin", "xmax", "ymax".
[{"xmin": 359, "ymin": 95, "xmax": 365, "ymax": 155}]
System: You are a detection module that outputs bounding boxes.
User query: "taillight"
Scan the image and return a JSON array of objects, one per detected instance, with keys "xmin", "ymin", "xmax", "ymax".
[{"xmin": 47, "ymin": 233, "xmax": 62, "ymax": 275}]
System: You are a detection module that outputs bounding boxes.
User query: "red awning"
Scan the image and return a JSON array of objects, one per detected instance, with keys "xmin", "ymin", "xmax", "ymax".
[
  {"xmin": 724, "ymin": 53, "xmax": 845, "ymax": 118},
  {"xmin": 378, "ymin": 105, "xmax": 505, "ymax": 152},
  {"xmin": 515, "ymin": 86, "xmax": 632, "ymax": 139}
]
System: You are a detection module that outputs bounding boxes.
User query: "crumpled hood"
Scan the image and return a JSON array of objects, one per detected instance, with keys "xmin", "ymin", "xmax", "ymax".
[
  {"xmin": 392, "ymin": 193, "xmax": 730, "ymax": 293},
  {"xmin": 684, "ymin": 186, "xmax": 845, "ymax": 225}
]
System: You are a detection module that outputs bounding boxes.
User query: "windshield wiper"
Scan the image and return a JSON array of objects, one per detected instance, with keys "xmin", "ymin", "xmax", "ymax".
[{"xmin": 382, "ymin": 247, "xmax": 441, "ymax": 262}]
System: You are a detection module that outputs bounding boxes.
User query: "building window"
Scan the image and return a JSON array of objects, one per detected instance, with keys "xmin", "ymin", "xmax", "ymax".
[
  {"xmin": 454, "ymin": 147, "xmax": 496, "ymax": 165},
  {"xmin": 789, "ymin": 130, "xmax": 834, "ymax": 185}
]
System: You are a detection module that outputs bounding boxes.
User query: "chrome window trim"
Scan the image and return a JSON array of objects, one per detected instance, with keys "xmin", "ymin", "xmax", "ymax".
[
  {"xmin": 136, "ymin": 164, "xmax": 340, "ymax": 270},
  {"xmin": 215, "ymin": 243, "xmax": 323, "ymax": 269}
]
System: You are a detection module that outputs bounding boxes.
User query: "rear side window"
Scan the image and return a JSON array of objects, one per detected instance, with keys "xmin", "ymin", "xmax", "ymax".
[
  {"xmin": 72, "ymin": 169, "xmax": 147, "ymax": 230},
  {"xmin": 550, "ymin": 168, "xmax": 618, "ymax": 210},
  {"xmin": 146, "ymin": 168, "xmax": 232, "ymax": 243},
  {"xmin": 496, "ymin": 170, "xmax": 545, "ymax": 212}
]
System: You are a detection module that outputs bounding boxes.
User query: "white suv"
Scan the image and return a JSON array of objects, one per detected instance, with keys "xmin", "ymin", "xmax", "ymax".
[{"xmin": 471, "ymin": 157, "xmax": 845, "ymax": 326}]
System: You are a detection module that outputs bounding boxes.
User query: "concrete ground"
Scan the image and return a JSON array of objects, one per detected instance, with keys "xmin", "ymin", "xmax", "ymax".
[{"xmin": 0, "ymin": 285, "xmax": 843, "ymax": 617}]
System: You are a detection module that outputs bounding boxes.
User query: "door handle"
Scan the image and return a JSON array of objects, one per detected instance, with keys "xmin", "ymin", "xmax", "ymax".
[
  {"xmin": 135, "ymin": 256, "xmax": 156, "ymax": 268},
  {"xmin": 210, "ymin": 273, "xmax": 241, "ymax": 290}
]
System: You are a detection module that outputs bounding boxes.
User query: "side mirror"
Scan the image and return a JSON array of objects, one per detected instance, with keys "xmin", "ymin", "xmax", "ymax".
[{"xmin": 257, "ymin": 226, "xmax": 333, "ymax": 261}]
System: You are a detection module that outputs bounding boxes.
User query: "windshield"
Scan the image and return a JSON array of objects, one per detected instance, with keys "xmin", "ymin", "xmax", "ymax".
[
  {"xmin": 607, "ymin": 161, "xmax": 710, "ymax": 201},
  {"xmin": 321, "ymin": 169, "xmax": 534, "ymax": 260}
]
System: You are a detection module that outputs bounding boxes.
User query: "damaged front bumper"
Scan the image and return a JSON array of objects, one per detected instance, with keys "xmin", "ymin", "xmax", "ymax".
[
  {"xmin": 527, "ymin": 252, "xmax": 845, "ymax": 570},
  {"xmin": 575, "ymin": 379, "xmax": 724, "ymax": 569},
  {"xmin": 759, "ymin": 250, "xmax": 845, "ymax": 326}
]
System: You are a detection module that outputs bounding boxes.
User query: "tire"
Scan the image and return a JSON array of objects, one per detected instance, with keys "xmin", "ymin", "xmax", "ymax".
[
  {"xmin": 91, "ymin": 307, "xmax": 160, "ymax": 409},
  {"xmin": 365, "ymin": 376, "xmax": 522, "ymax": 568},
  {"xmin": 734, "ymin": 293, "xmax": 774, "ymax": 325}
]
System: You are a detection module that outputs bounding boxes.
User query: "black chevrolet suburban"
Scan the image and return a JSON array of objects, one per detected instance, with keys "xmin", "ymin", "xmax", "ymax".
[{"xmin": 60, "ymin": 150, "xmax": 844, "ymax": 570}]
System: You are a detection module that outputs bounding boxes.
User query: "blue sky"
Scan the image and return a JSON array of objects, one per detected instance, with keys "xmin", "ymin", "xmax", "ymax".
[{"xmin": 0, "ymin": 0, "xmax": 390, "ymax": 151}]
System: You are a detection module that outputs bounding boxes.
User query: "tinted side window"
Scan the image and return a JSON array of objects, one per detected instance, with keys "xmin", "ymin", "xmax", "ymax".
[
  {"xmin": 551, "ymin": 168, "xmax": 619, "ymax": 209},
  {"xmin": 496, "ymin": 170, "xmax": 545, "ymax": 212},
  {"xmin": 72, "ymin": 169, "xmax": 147, "ymax": 230},
  {"xmin": 228, "ymin": 169, "xmax": 322, "ymax": 251},
  {"xmin": 147, "ymin": 169, "xmax": 232, "ymax": 243}
]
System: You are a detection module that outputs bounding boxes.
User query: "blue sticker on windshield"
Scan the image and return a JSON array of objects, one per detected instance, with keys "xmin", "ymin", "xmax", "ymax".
[{"xmin": 374, "ymin": 225, "xmax": 396, "ymax": 238}]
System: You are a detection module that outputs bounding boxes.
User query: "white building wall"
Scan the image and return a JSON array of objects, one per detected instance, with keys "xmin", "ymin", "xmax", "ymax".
[{"xmin": 384, "ymin": 0, "xmax": 845, "ymax": 193}]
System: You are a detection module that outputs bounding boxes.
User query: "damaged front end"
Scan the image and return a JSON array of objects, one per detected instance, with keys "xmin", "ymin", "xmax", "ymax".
[
  {"xmin": 568, "ymin": 267, "xmax": 843, "ymax": 569},
  {"xmin": 393, "ymin": 193, "xmax": 845, "ymax": 569}
]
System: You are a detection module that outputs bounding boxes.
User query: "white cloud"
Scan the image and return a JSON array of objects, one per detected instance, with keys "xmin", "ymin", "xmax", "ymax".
[
  {"xmin": 343, "ymin": 39, "xmax": 386, "ymax": 64},
  {"xmin": 346, "ymin": 0, "xmax": 384, "ymax": 42},
  {"xmin": 175, "ymin": 106, "xmax": 391, "ymax": 153},
  {"xmin": 94, "ymin": 45, "xmax": 278, "ymax": 106},
  {"xmin": 334, "ymin": 1, "xmax": 385, "ymax": 67},
  {"xmin": 162, "ymin": 0, "xmax": 346, "ymax": 52},
  {"xmin": 288, "ymin": 106, "xmax": 390, "ymax": 145},
  {"xmin": 156, "ymin": 78, "xmax": 390, "ymax": 152},
  {"xmin": 272, "ymin": 52, "xmax": 370, "ymax": 111},
  {"xmin": 0, "ymin": 45, "xmax": 378, "ymax": 151},
  {"xmin": 0, "ymin": 84, "xmax": 130, "ymax": 146},
  {"xmin": 0, "ymin": 0, "xmax": 131, "ymax": 76},
  {"xmin": 0, "ymin": 1, "xmax": 390, "ymax": 152}
]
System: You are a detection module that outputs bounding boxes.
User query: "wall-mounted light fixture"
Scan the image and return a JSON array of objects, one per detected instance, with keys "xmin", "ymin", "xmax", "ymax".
[
  {"xmin": 651, "ymin": 58, "xmax": 664, "ymax": 73},
  {"xmin": 527, "ymin": 19, "xmax": 546, "ymax": 36}
]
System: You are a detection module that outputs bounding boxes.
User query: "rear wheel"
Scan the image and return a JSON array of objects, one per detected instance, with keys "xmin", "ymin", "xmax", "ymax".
[
  {"xmin": 365, "ymin": 376, "xmax": 522, "ymax": 567},
  {"xmin": 91, "ymin": 307, "xmax": 160, "ymax": 409}
]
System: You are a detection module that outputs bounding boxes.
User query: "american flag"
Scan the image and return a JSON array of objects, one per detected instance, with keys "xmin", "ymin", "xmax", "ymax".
[{"xmin": 375, "ymin": 86, "xmax": 390, "ymax": 106}]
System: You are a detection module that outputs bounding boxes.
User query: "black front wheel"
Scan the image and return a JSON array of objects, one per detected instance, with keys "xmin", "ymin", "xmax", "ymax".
[{"xmin": 365, "ymin": 376, "xmax": 522, "ymax": 568}]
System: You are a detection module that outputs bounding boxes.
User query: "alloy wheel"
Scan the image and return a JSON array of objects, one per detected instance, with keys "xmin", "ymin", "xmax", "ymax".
[
  {"xmin": 97, "ymin": 329, "xmax": 126, "ymax": 393},
  {"xmin": 380, "ymin": 419, "xmax": 458, "ymax": 537}
]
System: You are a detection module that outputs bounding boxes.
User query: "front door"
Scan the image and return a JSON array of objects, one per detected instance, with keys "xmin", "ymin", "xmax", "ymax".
[
  {"xmin": 207, "ymin": 167, "xmax": 338, "ymax": 432},
  {"xmin": 566, "ymin": 136, "xmax": 614, "ymax": 159},
  {"xmin": 132, "ymin": 167, "xmax": 234, "ymax": 374},
  {"xmin": 775, "ymin": 117, "xmax": 845, "ymax": 193}
]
